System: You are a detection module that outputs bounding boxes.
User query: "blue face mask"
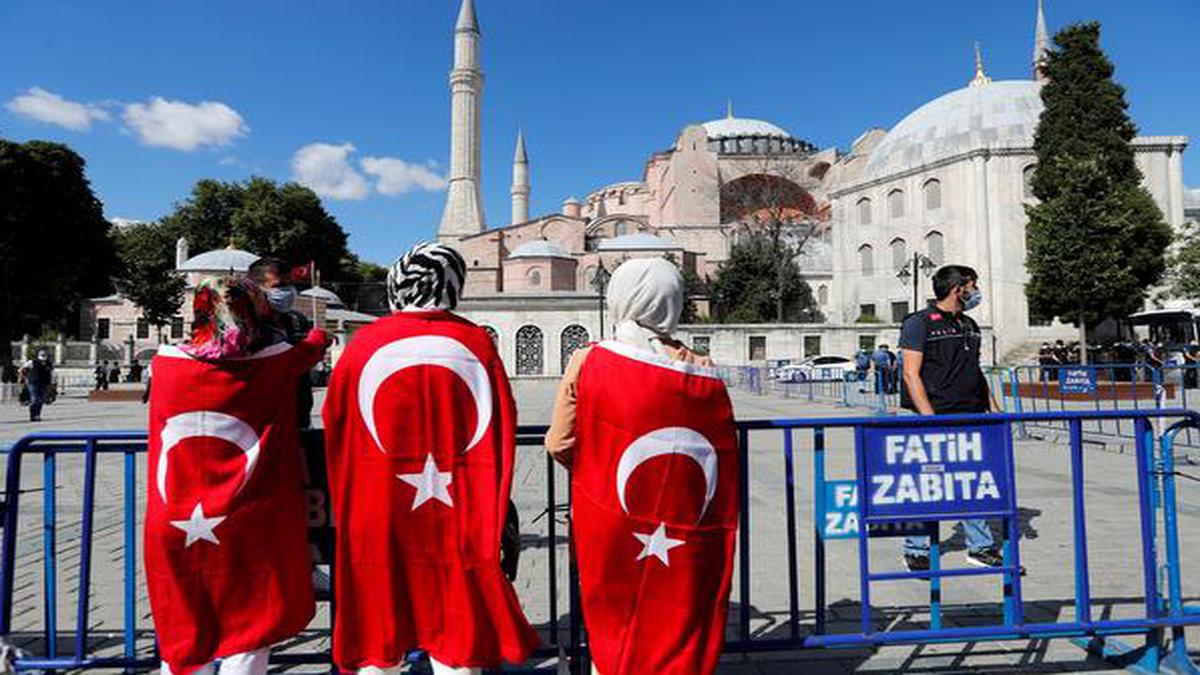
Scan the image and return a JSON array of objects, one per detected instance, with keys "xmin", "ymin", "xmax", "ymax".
[
  {"xmin": 962, "ymin": 288, "xmax": 982, "ymax": 311},
  {"xmin": 265, "ymin": 286, "xmax": 297, "ymax": 312}
]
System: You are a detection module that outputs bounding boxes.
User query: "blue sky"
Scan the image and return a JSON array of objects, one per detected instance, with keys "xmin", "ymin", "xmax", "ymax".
[{"xmin": 2, "ymin": 0, "xmax": 1196, "ymax": 267}]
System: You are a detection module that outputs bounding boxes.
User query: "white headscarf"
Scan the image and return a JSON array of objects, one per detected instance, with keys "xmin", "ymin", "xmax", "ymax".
[{"xmin": 605, "ymin": 258, "xmax": 684, "ymax": 355}]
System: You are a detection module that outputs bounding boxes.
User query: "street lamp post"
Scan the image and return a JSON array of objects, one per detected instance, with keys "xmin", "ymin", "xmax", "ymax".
[
  {"xmin": 896, "ymin": 252, "xmax": 937, "ymax": 316},
  {"xmin": 591, "ymin": 259, "xmax": 612, "ymax": 339}
]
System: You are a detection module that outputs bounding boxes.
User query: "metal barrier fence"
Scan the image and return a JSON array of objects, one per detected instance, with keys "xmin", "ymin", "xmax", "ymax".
[
  {"xmin": 717, "ymin": 366, "xmax": 899, "ymax": 414},
  {"xmin": 2, "ymin": 410, "xmax": 1199, "ymax": 673},
  {"xmin": 987, "ymin": 364, "xmax": 1200, "ymax": 451}
]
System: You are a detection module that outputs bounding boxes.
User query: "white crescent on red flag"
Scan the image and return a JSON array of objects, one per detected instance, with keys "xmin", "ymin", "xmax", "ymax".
[
  {"xmin": 572, "ymin": 340, "xmax": 739, "ymax": 675},
  {"xmin": 144, "ymin": 332, "xmax": 328, "ymax": 675},
  {"xmin": 322, "ymin": 310, "xmax": 538, "ymax": 671}
]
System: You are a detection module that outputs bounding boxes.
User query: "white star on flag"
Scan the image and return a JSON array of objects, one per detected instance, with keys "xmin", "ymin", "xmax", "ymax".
[
  {"xmin": 633, "ymin": 522, "xmax": 685, "ymax": 566},
  {"xmin": 170, "ymin": 502, "xmax": 226, "ymax": 548},
  {"xmin": 397, "ymin": 453, "xmax": 454, "ymax": 509}
]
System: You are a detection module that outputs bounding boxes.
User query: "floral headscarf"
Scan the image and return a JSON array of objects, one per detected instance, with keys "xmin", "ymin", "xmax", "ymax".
[{"xmin": 184, "ymin": 276, "xmax": 270, "ymax": 359}]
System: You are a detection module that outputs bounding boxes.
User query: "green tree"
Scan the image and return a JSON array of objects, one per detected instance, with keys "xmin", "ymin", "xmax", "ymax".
[
  {"xmin": 1164, "ymin": 220, "xmax": 1200, "ymax": 302},
  {"xmin": 112, "ymin": 223, "xmax": 187, "ymax": 336},
  {"xmin": 0, "ymin": 140, "xmax": 116, "ymax": 365},
  {"xmin": 711, "ymin": 232, "xmax": 822, "ymax": 323},
  {"xmin": 1025, "ymin": 22, "xmax": 1172, "ymax": 361},
  {"xmin": 160, "ymin": 177, "xmax": 354, "ymax": 279},
  {"xmin": 661, "ymin": 252, "xmax": 705, "ymax": 323}
]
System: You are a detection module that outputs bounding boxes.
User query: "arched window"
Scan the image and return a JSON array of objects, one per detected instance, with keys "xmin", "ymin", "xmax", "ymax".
[
  {"xmin": 857, "ymin": 198, "xmax": 872, "ymax": 226},
  {"xmin": 560, "ymin": 324, "xmax": 590, "ymax": 373},
  {"xmin": 859, "ymin": 244, "xmax": 874, "ymax": 277},
  {"xmin": 888, "ymin": 189, "xmax": 905, "ymax": 219},
  {"xmin": 817, "ymin": 284, "xmax": 829, "ymax": 305},
  {"xmin": 890, "ymin": 237, "xmax": 908, "ymax": 271},
  {"xmin": 527, "ymin": 268, "xmax": 542, "ymax": 287},
  {"xmin": 923, "ymin": 178, "xmax": 942, "ymax": 211},
  {"xmin": 1022, "ymin": 164, "xmax": 1036, "ymax": 199},
  {"xmin": 613, "ymin": 221, "xmax": 627, "ymax": 236},
  {"xmin": 925, "ymin": 231, "xmax": 945, "ymax": 265},
  {"xmin": 482, "ymin": 326, "xmax": 499, "ymax": 344},
  {"xmin": 515, "ymin": 325, "xmax": 544, "ymax": 375}
]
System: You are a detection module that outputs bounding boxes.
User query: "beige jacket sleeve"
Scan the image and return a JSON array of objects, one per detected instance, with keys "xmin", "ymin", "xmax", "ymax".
[
  {"xmin": 544, "ymin": 341, "xmax": 713, "ymax": 468},
  {"xmin": 545, "ymin": 346, "xmax": 592, "ymax": 468}
]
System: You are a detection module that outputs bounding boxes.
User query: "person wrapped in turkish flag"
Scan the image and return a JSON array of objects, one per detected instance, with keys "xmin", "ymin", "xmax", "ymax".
[
  {"xmin": 548, "ymin": 258, "xmax": 739, "ymax": 675},
  {"xmin": 145, "ymin": 276, "xmax": 330, "ymax": 675},
  {"xmin": 323, "ymin": 243, "xmax": 538, "ymax": 674}
]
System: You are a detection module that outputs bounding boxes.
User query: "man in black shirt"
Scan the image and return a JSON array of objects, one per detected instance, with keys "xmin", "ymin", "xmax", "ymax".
[{"xmin": 899, "ymin": 265, "xmax": 1005, "ymax": 572}]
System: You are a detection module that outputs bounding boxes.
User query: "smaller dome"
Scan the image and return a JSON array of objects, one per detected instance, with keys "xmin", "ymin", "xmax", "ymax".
[
  {"xmin": 177, "ymin": 247, "xmax": 260, "ymax": 273},
  {"xmin": 508, "ymin": 240, "xmax": 573, "ymax": 259},
  {"xmin": 702, "ymin": 116, "xmax": 791, "ymax": 140},
  {"xmin": 597, "ymin": 233, "xmax": 681, "ymax": 251},
  {"xmin": 300, "ymin": 286, "xmax": 345, "ymax": 308}
]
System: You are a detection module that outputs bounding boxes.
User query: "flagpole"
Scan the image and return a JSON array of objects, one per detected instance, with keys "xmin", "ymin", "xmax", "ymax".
[{"xmin": 311, "ymin": 263, "xmax": 318, "ymax": 322}]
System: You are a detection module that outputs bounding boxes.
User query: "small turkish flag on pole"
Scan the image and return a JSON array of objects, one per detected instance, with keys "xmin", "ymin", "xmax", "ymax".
[{"xmin": 291, "ymin": 261, "xmax": 314, "ymax": 282}]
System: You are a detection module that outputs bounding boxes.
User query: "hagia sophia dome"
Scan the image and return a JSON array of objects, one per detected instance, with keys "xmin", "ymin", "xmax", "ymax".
[{"xmin": 863, "ymin": 79, "xmax": 1045, "ymax": 179}]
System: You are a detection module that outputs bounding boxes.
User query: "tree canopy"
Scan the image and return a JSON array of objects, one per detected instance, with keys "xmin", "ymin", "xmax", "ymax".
[
  {"xmin": 1164, "ymin": 220, "xmax": 1200, "ymax": 303},
  {"xmin": 1025, "ymin": 22, "xmax": 1171, "ymax": 334},
  {"xmin": 711, "ymin": 232, "xmax": 822, "ymax": 323},
  {"xmin": 112, "ymin": 222, "xmax": 187, "ymax": 330},
  {"xmin": 160, "ymin": 177, "xmax": 357, "ymax": 279},
  {"xmin": 0, "ymin": 139, "xmax": 115, "ymax": 362}
]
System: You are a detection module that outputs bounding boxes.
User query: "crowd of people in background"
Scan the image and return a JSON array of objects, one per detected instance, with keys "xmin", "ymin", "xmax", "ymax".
[
  {"xmin": 1037, "ymin": 337, "xmax": 1200, "ymax": 387},
  {"xmin": 855, "ymin": 344, "xmax": 902, "ymax": 395}
]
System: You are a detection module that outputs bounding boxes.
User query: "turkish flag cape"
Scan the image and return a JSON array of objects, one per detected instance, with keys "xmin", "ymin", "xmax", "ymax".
[
  {"xmin": 145, "ymin": 332, "xmax": 327, "ymax": 674},
  {"xmin": 573, "ymin": 341, "xmax": 739, "ymax": 675},
  {"xmin": 322, "ymin": 310, "xmax": 538, "ymax": 670}
]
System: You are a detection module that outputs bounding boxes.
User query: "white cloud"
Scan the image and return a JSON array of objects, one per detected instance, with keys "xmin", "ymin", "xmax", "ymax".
[
  {"xmin": 1185, "ymin": 187, "xmax": 1200, "ymax": 210},
  {"xmin": 217, "ymin": 156, "xmax": 239, "ymax": 166},
  {"xmin": 108, "ymin": 217, "xmax": 145, "ymax": 230},
  {"xmin": 361, "ymin": 156, "xmax": 447, "ymax": 195},
  {"xmin": 5, "ymin": 87, "xmax": 110, "ymax": 131},
  {"xmin": 292, "ymin": 142, "xmax": 369, "ymax": 200},
  {"xmin": 121, "ymin": 97, "xmax": 248, "ymax": 151}
]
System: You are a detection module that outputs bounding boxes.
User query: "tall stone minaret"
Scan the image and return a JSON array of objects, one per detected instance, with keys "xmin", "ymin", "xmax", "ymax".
[
  {"xmin": 1032, "ymin": 0, "xmax": 1050, "ymax": 83},
  {"xmin": 438, "ymin": 0, "xmax": 485, "ymax": 242},
  {"xmin": 511, "ymin": 130, "xmax": 529, "ymax": 225}
]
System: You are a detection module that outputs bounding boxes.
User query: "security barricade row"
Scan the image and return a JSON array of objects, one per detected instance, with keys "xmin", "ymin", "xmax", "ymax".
[
  {"xmin": 988, "ymin": 364, "xmax": 1200, "ymax": 451},
  {"xmin": 2, "ymin": 410, "xmax": 1198, "ymax": 673},
  {"xmin": 716, "ymin": 366, "xmax": 900, "ymax": 414}
]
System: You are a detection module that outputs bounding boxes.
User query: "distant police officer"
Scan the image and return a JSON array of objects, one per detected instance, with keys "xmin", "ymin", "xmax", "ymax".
[{"xmin": 898, "ymin": 265, "xmax": 1005, "ymax": 572}]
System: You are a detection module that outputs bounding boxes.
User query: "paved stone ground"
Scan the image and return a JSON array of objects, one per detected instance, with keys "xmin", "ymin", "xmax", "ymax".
[{"xmin": 1, "ymin": 383, "xmax": 1198, "ymax": 673}]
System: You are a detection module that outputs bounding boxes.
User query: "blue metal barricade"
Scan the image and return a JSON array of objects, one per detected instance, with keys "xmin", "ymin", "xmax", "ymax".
[{"xmin": 3, "ymin": 410, "xmax": 1199, "ymax": 673}]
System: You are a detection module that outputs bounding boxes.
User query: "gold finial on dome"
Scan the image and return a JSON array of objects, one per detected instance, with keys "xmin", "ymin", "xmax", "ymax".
[{"xmin": 969, "ymin": 41, "xmax": 992, "ymax": 88}]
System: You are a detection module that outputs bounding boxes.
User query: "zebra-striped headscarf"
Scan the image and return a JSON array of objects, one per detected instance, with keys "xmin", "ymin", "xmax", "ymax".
[{"xmin": 387, "ymin": 242, "xmax": 467, "ymax": 311}]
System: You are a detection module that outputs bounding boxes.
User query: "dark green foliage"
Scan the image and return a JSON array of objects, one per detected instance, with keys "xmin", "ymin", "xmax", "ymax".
[
  {"xmin": 1025, "ymin": 22, "xmax": 1171, "ymax": 327},
  {"xmin": 1166, "ymin": 220, "xmax": 1200, "ymax": 302},
  {"xmin": 112, "ymin": 223, "xmax": 187, "ymax": 330},
  {"xmin": 0, "ymin": 140, "xmax": 116, "ymax": 360},
  {"xmin": 711, "ymin": 232, "xmax": 822, "ymax": 323},
  {"xmin": 159, "ymin": 177, "xmax": 355, "ymax": 279}
]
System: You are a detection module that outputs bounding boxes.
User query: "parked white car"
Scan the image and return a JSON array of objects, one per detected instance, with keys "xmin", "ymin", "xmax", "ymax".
[{"xmin": 775, "ymin": 356, "xmax": 857, "ymax": 382}]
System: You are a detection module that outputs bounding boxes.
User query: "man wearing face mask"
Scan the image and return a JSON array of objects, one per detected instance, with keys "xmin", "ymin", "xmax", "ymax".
[
  {"xmin": 898, "ymin": 265, "xmax": 1006, "ymax": 572},
  {"xmin": 251, "ymin": 258, "xmax": 315, "ymax": 429}
]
